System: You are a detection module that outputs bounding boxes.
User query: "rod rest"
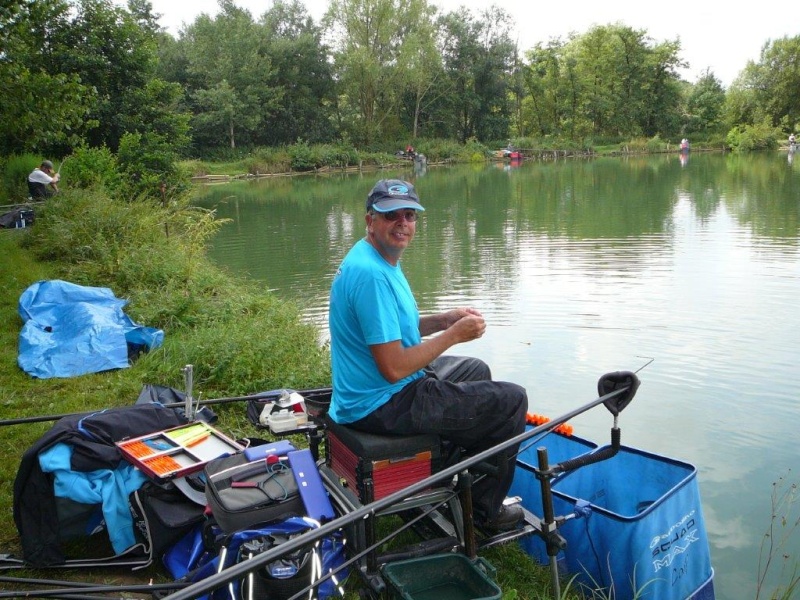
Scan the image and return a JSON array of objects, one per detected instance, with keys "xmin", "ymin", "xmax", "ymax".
[{"xmin": 552, "ymin": 427, "xmax": 621, "ymax": 475}]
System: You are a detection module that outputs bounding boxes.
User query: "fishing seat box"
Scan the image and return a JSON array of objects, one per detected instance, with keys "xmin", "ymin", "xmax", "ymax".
[{"xmin": 324, "ymin": 417, "xmax": 441, "ymax": 503}]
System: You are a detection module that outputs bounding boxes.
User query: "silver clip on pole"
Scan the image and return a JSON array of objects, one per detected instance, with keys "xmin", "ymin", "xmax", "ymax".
[{"xmin": 183, "ymin": 364, "xmax": 194, "ymax": 421}]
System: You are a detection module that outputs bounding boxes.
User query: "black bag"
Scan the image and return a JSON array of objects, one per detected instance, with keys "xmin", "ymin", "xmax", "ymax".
[
  {"xmin": 130, "ymin": 480, "xmax": 206, "ymax": 563},
  {"xmin": 237, "ymin": 532, "xmax": 315, "ymax": 600},
  {"xmin": 204, "ymin": 453, "xmax": 305, "ymax": 533},
  {"xmin": 12, "ymin": 403, "xmax": 187, "ymax": 568}
]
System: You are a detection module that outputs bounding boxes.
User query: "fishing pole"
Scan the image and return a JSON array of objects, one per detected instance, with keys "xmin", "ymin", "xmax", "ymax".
[
  {"xmin": 56, "ymin": 156, "xmax": 68, "ymax": 177},
  {"xmin": 0, "ymin": 579, "xmax": 187, "ymax": 599},
  {"xmin": 0, "ymin": 387, "xmax": 332, "ymax": 427}
]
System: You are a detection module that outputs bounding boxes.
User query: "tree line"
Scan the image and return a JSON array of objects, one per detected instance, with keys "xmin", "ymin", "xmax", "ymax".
[{"xmin": 2, "ymin": 0, "xmax": 799, "ymax": 161}]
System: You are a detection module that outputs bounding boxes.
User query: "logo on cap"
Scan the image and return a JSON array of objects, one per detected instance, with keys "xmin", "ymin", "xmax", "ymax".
[{"xmin": 387, "ymin": 183, "xmax": 410, "ymax": 195}]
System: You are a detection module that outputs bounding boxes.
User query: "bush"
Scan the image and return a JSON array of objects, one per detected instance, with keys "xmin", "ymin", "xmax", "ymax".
[
  {"xmin": 316, "ymin": 143, "xmax": 359, "ymax": 169},
  {"xmin": 2, "ymin": 153, "xmax": 44, "ymax": 202},
  {"xmin": 646, "ymin": 135, "xmax": 666, "ymax": 152},
  {"xmin": 117, "ymin": 132, "xmax": 191, "ymax": 200},
  {"xmin": 21, "ymin": 189, "xmax": 219, "ymax": 299},
  {"xmin": 726, "ymin": 122, "xmax": 783, "ymax": 152},
  {"xmin": 288, "ymin": 141, "xmax": 318, "ymax": 171},
  {"xmin": 59, "ymin": 145, "xmax": 121, "ymax": 192}
]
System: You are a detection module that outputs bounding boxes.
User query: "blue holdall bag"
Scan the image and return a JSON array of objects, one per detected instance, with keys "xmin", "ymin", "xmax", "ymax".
[{"xmin": 164, "ymin": 516, "xmax": 347, "ymax": 600}]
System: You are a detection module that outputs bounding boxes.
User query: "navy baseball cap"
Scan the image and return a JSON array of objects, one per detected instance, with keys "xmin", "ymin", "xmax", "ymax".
[{"xmin": 366, "ymin": 179, "xmax": 425, "ymax": 213}]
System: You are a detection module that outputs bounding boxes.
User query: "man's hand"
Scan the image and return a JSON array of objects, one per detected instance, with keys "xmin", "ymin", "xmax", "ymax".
[
  {"xmin": 442, "ymin": 307, "xmax": 482, "ymax": 329},
  {"xmin": 447, "ymin": 313, "xmax": 486, "ymax": 342},
  {"xmin": 375, "ymin": 307, "xmax": 487, "ymax": 382}
]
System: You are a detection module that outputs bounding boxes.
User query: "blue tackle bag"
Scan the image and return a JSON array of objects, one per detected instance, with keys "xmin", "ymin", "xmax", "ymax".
[{"xmin": 164, "ymin": 516, "xmax": 347, "ymax": 600}]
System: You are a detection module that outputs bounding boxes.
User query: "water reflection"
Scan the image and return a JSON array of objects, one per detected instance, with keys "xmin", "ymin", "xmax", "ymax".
[{"xmin": 195, "ymin": 153, "xmax": 800, "ymax": 600}]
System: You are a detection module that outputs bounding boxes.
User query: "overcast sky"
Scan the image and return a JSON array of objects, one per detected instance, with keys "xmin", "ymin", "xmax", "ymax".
[{"xmin": 142, "ymin": 0, "xmax": 800, "ymax": 87}]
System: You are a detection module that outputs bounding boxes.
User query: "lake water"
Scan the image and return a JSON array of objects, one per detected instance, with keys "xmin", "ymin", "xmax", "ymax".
[{"xmin": 195, "ymin": 152, "xmax": 800, "ymax": 600}]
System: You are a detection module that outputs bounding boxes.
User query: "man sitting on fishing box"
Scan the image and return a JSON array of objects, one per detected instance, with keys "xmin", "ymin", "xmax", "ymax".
[{"xmin": 327, "ymin": 178, "xmax": 529, "ymax": 532}]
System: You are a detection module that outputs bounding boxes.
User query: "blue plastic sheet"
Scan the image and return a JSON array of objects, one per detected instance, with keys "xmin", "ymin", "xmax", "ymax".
[{"xmin": 17, "ymin": 280, "xmax": 163, "ymax": 379}]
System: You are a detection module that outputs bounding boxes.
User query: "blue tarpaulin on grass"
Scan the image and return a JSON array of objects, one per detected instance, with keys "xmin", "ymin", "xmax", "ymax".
[{"xmin": 17, "ymin": 280, "xmax": 163, "ymax": 379}]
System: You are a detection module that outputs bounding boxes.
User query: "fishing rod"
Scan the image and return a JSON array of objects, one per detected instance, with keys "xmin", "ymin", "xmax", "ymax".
[
  {"xmin": 0, "ymin": 386, "xmax": 332, "ymax": 427},
  {"xmin": 0, "ymin": 577, "xmax": 187, "ymax": 599},
  {"xmin": 161, "ymin": 376, "xmax": 638, "ymax": 600},
  {"xmin": 56, "ymin": 156, "xmax": 68, "ymax": 177}
]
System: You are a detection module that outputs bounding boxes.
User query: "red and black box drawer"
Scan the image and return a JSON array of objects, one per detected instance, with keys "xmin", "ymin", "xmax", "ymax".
[{"xmin": 325, "ymin": 418, "xmax": 441, "ymax": 503}]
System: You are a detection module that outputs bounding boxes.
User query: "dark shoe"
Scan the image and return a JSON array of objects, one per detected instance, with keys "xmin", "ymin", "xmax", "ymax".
[{"xmin": 477, "ymin": 504, "xmax": 524, "ymax": 533}]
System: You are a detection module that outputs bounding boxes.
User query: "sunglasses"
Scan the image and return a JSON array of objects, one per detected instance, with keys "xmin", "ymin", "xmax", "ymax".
[{"xmin": 374, "ymin": 210, "xmax": 419, "ymax": 222}]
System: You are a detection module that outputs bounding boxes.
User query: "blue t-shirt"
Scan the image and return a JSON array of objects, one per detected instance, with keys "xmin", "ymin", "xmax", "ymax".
[{"xmin": 329, "ymin": 239, "xmax": 424, "ymax": 423}]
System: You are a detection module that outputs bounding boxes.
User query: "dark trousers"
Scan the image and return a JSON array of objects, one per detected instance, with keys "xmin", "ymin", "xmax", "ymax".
[{"xmin": 349, "ymin": 356, "xmax": 528, "ymax": 518}]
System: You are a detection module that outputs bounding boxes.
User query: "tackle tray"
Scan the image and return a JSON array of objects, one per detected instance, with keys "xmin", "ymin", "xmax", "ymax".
[{"xmin": 117, "ymin": 421, "xmax": 243, "ymax": 480}]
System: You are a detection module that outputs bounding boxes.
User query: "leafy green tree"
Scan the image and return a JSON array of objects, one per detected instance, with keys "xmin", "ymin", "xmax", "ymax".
[
  {"xmin": 724, "ymin": 36, "xmax": 800, "ymax": 137},
  {"xmin": 0, "ymin": 0, "xmax": 95, "ymax": 155},
  {"xmin": 724, "ymin": 67, "xmax": 761, "ymax": 130},
  {"xmin": 395, "ymin": 3, "xmax": 441, "ymax": 139},
  {"xmin": 259, "ymin": 0, "xmax": 336, "ymax": 145},
  {"xmin": 757, "ymin": 37, "xmax": 800, "ymax": 130},
  {"xmin": 325, "ymin": 0, "xmax": 436, "ymax": 144},
  {"xmin": 523, "ymin": 39, "xmax": 567, "ymax": 137},
  {"xmin": 518, "ymin": 24, "xmax": 684, "ymax": 142},
  {"xmin": 155, "ymin": 31, "xmax": 190, "ymax": 85},
  {"xmin": 640, "ymin": 38, "xmax": 684, "ymax": 138},
  {"xmin": 119, "ymin": 78, "xmax": 191, "ymax": 153},
  {"xmin": 179, "ymin": 0, "xmax": 277, "ymax": 150},
  {"xmin": 570, "ymin": 24, "xmax": 681, "ymax": 139},
  {"xmin": 434, "ymin": 8, "xmax": 481, "ymax": 141},
  {"xmin": 49, "ymin": 0, "xmax": 163, "ymax": 150},
  {"xmin": 117, "ymin": 130, "xmax": 189, "ymax": 199},
  {"xmin": 684, "ymin": 69, "xmax": 726, "ymax": 135},
  {"xmin": 571, "ymin": 26, "xmax": 619, "ymax": 137},
  {"xmin": 0, "ymin": 64, "xmax": 94, "ymax": 156},
  {"xmin": 726, "ymin": 119, "xmax": 783, "ymax": 152},
  {"xmin": 126, "ymin": 0, "xmax": 162, "ymax": 36},
  {"xmin": 437, "ymin": 6, "xmax": 516, "ymax": 143},
  {"xmin": 471, "ymin": 6, "xmax": 516, "ymax": 141},
  {"xmin": 192, "ymin": 80, "xmax": 255, "ymax": 150},
  {"xmin": 728, "ymin": 36, "xmax": 800, "ymax": 132},
  {"xmin": 0, "ymin": 0, "xmax": 182, "ymax": 158},
  {"xmin": 507, "ymin": 43, "xmax": 527, "ymax": 138}
]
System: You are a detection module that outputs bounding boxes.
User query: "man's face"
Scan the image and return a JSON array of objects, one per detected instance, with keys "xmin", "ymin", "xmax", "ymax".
[{"xmin": 366, "ymin": 209, "xmax": 419, "ymax": 263}]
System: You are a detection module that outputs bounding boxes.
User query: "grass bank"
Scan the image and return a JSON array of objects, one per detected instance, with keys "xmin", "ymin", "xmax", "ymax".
[
  {"xmin": 0, "ymin": 189, "xmax": 574, "ymax": 599},
  {"xmin": 179, "ymin": 135, "xmax": 728, "ymax": 180}
]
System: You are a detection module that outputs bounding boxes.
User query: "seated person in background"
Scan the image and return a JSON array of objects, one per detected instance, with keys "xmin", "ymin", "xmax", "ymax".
[
  {"xmin": 27, "ymin": 160, "xmax": 59, "ymax": 199},
  {"xmin": 328, "ymin": 178, "xmax": 529, "ymax": 532}
]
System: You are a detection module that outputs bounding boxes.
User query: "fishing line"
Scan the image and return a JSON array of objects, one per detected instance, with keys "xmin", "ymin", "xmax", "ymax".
[{"xmin": 634, "ymin": 356, "xmax": 654, "ymax": 373}]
